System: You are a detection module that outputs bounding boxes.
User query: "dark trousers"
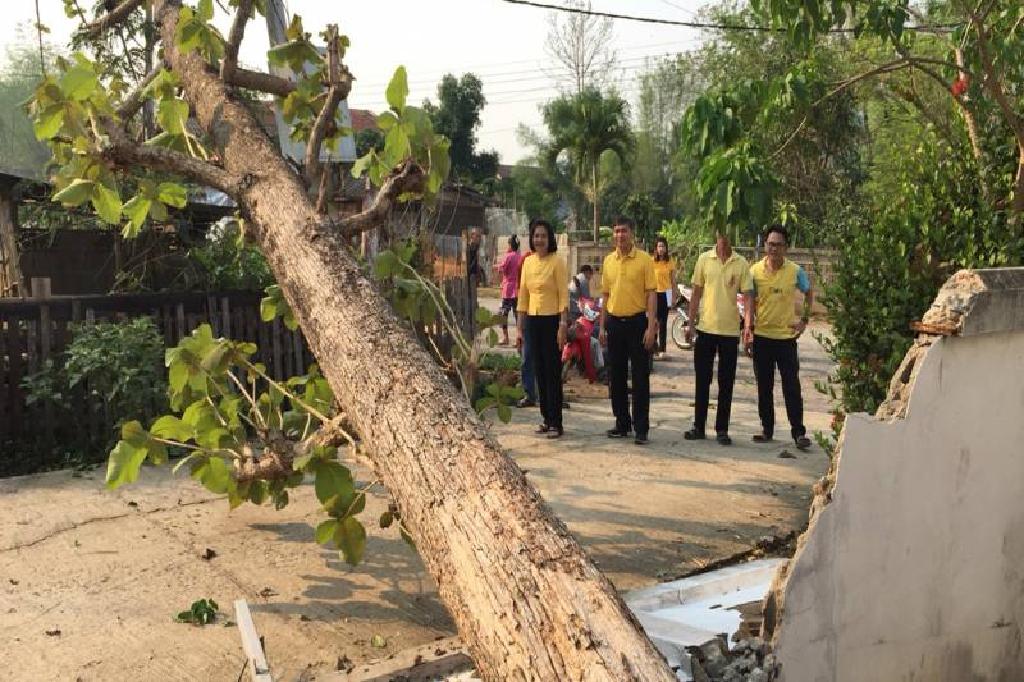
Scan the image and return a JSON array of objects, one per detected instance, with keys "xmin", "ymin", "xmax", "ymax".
[
  {"xmin": 520, "ymin": 316, "xmax": 536, "ymax": 402},
  {"xmin": 656, "ymin": 292, "xmax": 669, "ymax": 353},
  {"xmin": 693, "ymin": 331, "xmax": 739, "ymax": 435},
  {"xmin": 752, "ymin": 336, "xmax": 805, "ymax": 439},
  {"xmin": 528, "ymin": 314, "xmax": 563, "ymax": 429},
  {"xmin": 608, "ymin": 313, "xmax": 651, "ymax": 435}
]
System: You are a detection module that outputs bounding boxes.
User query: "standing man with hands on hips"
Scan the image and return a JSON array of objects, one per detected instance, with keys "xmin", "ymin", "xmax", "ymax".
[{"xmin": 600, "ymin": 217, "xmax": 658, "ymax": 445}]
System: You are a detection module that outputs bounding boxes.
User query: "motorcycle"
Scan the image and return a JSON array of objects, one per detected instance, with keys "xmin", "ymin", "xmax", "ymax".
[
  {"xmin": 561, "ymin": 297, "xmax": 603, "ymax": 383},
  {"xmin": 670, "ymin": 283, "xmax": 747, "ymax": 350}
]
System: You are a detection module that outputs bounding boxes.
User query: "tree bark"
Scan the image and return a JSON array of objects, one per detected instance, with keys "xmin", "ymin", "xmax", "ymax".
[{"xmin": 150, "ymin": 1, "xmax": 674, "ymax": 679}]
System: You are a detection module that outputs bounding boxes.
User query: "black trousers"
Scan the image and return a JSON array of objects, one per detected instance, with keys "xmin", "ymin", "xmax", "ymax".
[
  {"xmin": 608, "ymin": 313, "xmax": 651, "ymax": 435},
  {"xmin": 752, "ymin": 335, "xmax": 805, "ymax": 439},
  {"xmin": 656, "ymin": 292, "xmax": 669, "ymax": 353},
  {"xmin": 693, "ymin": 331, "xmax": 739, "ymax": 435},
  {"xmin": 528, "ymin": 314, "xmax": 563, "ymax": 429}
]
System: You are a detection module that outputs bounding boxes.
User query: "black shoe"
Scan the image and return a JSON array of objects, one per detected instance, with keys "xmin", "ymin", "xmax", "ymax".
[
  {"xmin": 517, "ymin": 397, "xmax": 536, "ymax": 408},
  {"xmin": 683, "ymin": 428, "xmax": 706, "ymax": 441},
  {"xmin": 716, "ymin": 433, "xmax": 732, "ymax": 446},
  {"xmin": 607, "ymin": 427, "xmax": 631, "ymax": 439},
  {"xmin": 795, "ymin": 435, "xmax": 812, "ymax": 451},
  {"xmin": 634, "ymin": 434, "xmax": 649, "ymax": 445},
  {"xmin": 753, "ymin": 433, "xmax": 774, "ymax": 443},
  {"xmin": 546, "ymin": 427, "xmax": 564, "ymax": 439}
]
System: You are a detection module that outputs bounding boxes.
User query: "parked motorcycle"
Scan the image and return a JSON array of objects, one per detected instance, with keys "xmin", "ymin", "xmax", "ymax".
[
  {"xmin": 562, "ymin": 297, "xmax": 603, "ymax": 383},
  {"xmin": 670, "ymin": 283, "xmax": 746, "ymax": 350}
]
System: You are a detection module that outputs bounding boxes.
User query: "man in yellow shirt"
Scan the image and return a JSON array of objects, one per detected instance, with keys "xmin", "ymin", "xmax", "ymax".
[
  {"xmin": 684, "ymin": 231, "xmax": 754, "ymax": 445},
  {"xmin": 746, "ymin": 225, "xmax": 814, "ymax": 450},
  {"xmin": 599, "ymin": 217, "xmax": 658, "ymax": 445}
]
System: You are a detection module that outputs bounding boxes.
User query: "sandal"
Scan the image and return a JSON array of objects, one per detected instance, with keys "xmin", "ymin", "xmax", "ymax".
[
  {"xmin": 752, "ymin": 433, "xmax": 774, "ymax": 443},
  {"xmin": 536, "ymin": 424, "xmax": 551, "ymax": 434},
  {"xmin": 546, "ymin": 427, "xmax": 564, "ymax": 439}
]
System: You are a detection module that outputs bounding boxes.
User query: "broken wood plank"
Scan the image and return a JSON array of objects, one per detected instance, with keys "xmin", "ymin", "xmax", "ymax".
[{"xmin": 233, "ymin": 599, "xmax": 273, "ymax": 682}]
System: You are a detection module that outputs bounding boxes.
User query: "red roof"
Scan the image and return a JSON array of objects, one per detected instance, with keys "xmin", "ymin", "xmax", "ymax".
[{"xmin": 349, "ymin": 108, "xmax": 377, "ymax": 132}]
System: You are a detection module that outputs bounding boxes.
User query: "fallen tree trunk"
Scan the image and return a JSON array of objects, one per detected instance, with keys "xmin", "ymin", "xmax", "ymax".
[{"xmin": 139, "ymin": 1, "xmax": 675, "ymax": 679}]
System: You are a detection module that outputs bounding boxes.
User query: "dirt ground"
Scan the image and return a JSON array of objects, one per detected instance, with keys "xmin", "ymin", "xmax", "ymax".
[{"xmin": 0, "ymin": 308, "xmax": 833, "ymax": 681}]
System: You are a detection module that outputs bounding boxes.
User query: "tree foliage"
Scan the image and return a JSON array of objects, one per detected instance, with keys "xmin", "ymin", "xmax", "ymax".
[{"xmin": 423, "ymin": 73, "xmax": 498, "ymax": 186}]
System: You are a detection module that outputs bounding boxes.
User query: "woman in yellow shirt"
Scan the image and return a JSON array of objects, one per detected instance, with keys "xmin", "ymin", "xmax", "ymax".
[
  {"xmin": 516, "ymin": 219, "xmax": 569, "ymax": 438},
  {"xmin": 652, "ymin": 236, "xmax": 675, "ymax": 359}
]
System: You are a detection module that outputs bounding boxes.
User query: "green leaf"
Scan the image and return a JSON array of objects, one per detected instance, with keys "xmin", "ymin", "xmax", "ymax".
[
  {"xmin": 496, "ymin": 403, "xmax": 512, "ymax": 423},
  {"xmin": 59, "ymin": 63, "xmax": 98, "ymax": 101},
  {"xmin": 314, "ymin": 518, "xmax": 339, "ymax": 545},
  {"xmin": 53, "ymin": 179, "xmax": 95, "ymax": 207},
  {"xmin": 33, "ymin": 106, "xmax": 64, "ymax": 140},
  {"xmin": 314, "ymin": 461, "xmax": 353, "ymax": 505},
  {"xmin": 157, "ymin": 182, "xmax": 188, "ymax": 208},
  {"xmin": 334, "ymin": 516, "xmax": 367, "ymax": 566},
  {"xmin": 351, "ymin": 151, "xmax": 374, "ymax": 179},
  {"xmin": 372, "ymin": 250, "xmax": 400, "ymax": 280},
  {"xmin": 122, "ymin": 195, "xmax": 152, "ymax": 236},
  {"xmin": 150, "ymin": 415, "xmax": 193, "ymax": 441},
  {"xmin": 379, "ymin": 510, "xmax": 394, "ymax": 528},
  {"xmin": 106, "ymin": 440, "xmax": 148, "ymax": 490},
  {"xmin": 192, "ymin": 456, "xmax": 232, "ymax": 494},
  {"xmin": 386, "ymin": 66, "xmax": 409, "ymax": 114},
  {"xmin": 197, "ymin": 0, "xmax": 214, "ymax": 21},
  {"xmin": 158, "ymin": 99, "xmax": 190, "ymax": 136},
  {"xmin": 91, "ymin": 183, "xmax": 123, "ymax": 225},
  {"xmin": 168, "ymin": 361, "xmax": 189, "ymax": 393}
]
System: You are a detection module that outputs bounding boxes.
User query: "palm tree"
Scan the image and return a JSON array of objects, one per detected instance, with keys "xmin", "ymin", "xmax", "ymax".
[{"xmin": 542, "ymin": 89, "xmax": 632, "ymax": 242}]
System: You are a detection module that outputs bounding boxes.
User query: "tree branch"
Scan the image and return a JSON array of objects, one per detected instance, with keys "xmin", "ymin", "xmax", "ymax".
[
  {"xmin": 220, "ymin": 0, "xmax": 253, "ymax": 82},
  {"xmin": 101, "ymin": 126, "xmax": 240, "ymax": 194},
  {"xmin": 77, "ymin": 0, "xmax": 145, "ymax": 37},
  {"xmin": 225, "ymin": 67, "xmax": 295, "ymax": 97},
  {"xmin": 328, "ymin": 161, "xmax": 426, "ymax": 237},
  {"xmin": 304, "ymin": 25, "xmax": 352, "ymax": 187},
  {"xmin": 116, "ymin": 66, "xmax": 164, "ymax": 121}
]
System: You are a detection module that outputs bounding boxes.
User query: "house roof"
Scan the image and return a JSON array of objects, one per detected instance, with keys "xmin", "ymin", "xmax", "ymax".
[{"xmin": 349, "ymin": 108, "xmax": 377, "ymax": 133}]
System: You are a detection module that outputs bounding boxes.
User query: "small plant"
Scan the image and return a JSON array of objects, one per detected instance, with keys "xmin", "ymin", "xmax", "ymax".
[{"xmin": 176, "ymin": 598, "xmax": 219, "ymax": 625}]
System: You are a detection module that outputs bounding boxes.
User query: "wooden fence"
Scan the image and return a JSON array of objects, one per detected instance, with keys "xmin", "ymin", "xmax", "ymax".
[{"xmin": 0, "ymin": 290, "xmax": 314, "ymax": 446}]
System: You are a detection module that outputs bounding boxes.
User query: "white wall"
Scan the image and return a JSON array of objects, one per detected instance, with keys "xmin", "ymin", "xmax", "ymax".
[{"xmin": 774, "ymin": 322, "xmax": 1024, "ymax": 681}]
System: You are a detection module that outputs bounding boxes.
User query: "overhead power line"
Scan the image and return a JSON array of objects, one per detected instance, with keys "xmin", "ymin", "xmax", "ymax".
[{"xmin": 501, "ymin": 0, "xmax": 959, "ymax": 33}]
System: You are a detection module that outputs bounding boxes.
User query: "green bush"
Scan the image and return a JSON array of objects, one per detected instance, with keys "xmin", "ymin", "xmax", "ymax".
[{"xmin": 19, "ymin": 317, "xmax": 168, "ymax": 470}]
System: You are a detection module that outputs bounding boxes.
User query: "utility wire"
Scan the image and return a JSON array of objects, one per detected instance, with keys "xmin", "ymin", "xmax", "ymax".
[{"xmin": 501, "ymin": 0, "xmax": 960, "ymax": 33}]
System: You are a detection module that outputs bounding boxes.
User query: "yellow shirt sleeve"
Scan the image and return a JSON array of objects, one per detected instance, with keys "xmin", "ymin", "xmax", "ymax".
[
  {"xmin": 692, "ymin": 254, "xmax": 705, "ymax": 287},
  {"xmin": 556, "ymin": 256, "xmax": 569, "ymax": 313},
  {"xmin": 601, "ymin": 254, "xmax": 612, "ymax": 297},
  {"xmin": 516, "ymin": 255, "xmax": 532, "ymax": 313}
]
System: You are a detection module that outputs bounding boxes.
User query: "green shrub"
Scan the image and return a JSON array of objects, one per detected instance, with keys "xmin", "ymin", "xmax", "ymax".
[{"xmin": 20, "ymin": 317, "xmax": 168, "ymax": 469}]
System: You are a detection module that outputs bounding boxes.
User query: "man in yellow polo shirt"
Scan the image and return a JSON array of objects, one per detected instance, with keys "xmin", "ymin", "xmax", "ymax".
[
  {"xmin": 746, "ymin": 225, "xmax": 814, "ymax": 450},
  {"xmin": 599, "ymin": 217, "xmax": 657, "ymax": 445},
  {"xmin": 684, "ymin": 231, "xmax": 754, "ymax": 445}
]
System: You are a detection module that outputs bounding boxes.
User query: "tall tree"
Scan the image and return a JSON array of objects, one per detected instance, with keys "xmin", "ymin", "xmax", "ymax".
[
  {"xmin": 545, "ymin": 0, "xmax": 617, "ymax": 95},
  {"xmin": 30, "ymin": 1, "xmax": 675, "ymax": 679},
  {"xmin": 543, "ymin": 88, "xmax": 632, "ymax": 241},
  {"xmin": 423, "ymin": 73, "xmax": 498, "ymax": 185}
]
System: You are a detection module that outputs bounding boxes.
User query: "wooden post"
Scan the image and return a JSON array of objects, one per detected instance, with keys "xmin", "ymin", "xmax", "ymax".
[
  {"xmin": 233, "ymin": 599, "xmax": 273, "ymax": 682},
  {"xmin": 0, "ymin": 180, "xmax": 24, "ymax": 298}
]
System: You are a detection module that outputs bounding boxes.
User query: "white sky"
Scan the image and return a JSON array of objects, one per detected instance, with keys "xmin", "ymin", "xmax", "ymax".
[{"xmin": 1, "ymin": 0, "xmax": 716, "ymax": 163}]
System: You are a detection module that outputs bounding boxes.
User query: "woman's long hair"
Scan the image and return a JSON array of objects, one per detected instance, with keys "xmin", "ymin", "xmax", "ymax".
[
  {"xmin": 508, "ymin": 234, "xmax": 520, "ymax": 252},
  {"xmin": 653, "ymin": 235, "xmax": 670, "ymax": 262}
]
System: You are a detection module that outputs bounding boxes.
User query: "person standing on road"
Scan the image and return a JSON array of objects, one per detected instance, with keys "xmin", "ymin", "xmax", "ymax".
[
  {"xmin": 517, "ymin": 220, "xmax": 569, "ymax": 439},
  {"xmin": 494, "ymin": 234, "xmax": 524, "ymax": 346},
  {"xmin": 600, "ymin": 217, "xmax": 658, "ymax": 445},
  {"xmin": 746, "ymin": 225, "xmax": 814, "ymax": 451},
  {"xmin": 652, "ymin": 236, "xmax": 675, "ymax": 360},
  {"xmin": 684, "ymin": 231, "xmax": 754, "ymax": 446}
]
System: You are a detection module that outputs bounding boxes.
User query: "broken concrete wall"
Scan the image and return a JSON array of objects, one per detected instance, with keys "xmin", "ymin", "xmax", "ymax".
[{"xmin": 769, "ymin": 268, "xmax": 1024, "ymax": 682}]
